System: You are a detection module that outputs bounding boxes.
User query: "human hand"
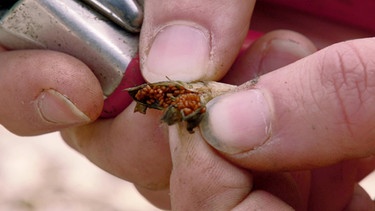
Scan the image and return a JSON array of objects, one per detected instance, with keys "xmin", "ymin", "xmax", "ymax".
[
  {"xmin": 159, "ymin": 2, "xmax": 375, "ymax": 211},
  {"xmin": 65, "ymin": 0, "xmax": 374, "ymax": 210},
  {"xmin": 0, "ymin": 46, "xmax": 173, "ymax": 208},
  {"xmin": 62, "ymin": 0, "xmax": 259, "ymax": 209},
  {"xmin": 195, "ymin": 37, "xmax": 375, "ymax": 210},
  {"xmin": 3, "ymin": 0, "xmax": 374, "ymax": 210},
  {"xmin": 0, "ymin": 47, "xmax": 103, "ymax": 135},
  {"xmin": 167, "ymin": 36, "xmax": 375, "ymax": 210},
  {"xmin": 169, "ymin": 4, "xmax": 375, "ymax": 211}
]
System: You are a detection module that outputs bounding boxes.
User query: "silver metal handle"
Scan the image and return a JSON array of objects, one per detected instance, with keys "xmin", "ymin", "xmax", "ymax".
[
  {"xmin": 81, "ymin": 0, "xmax": 143, "ymax": 32},
  {"xmin": 0, "ymin": 0, "xmax": 142, "ymax": 96}
]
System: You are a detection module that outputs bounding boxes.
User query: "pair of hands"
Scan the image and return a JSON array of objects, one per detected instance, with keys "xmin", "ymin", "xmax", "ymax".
[{"xmin": 1, "ymin": 1, "xmax": 375, "ymax": 210}]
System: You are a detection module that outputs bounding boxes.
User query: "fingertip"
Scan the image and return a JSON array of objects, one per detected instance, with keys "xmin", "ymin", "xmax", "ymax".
[
  {"xmin": 36, "ymin": 89, "xmax": 91, "ymax": 125},
  {"xmin": 142, "ymin": 23, "xmax": 211, "ymax": 82},
  {"xmin": 0, "ymin": 50, "xmax": 103, "ymax": 135},
  {"xmin": 201, "ymin": 89, "xmax": 273, "ymax": 155},
  {"xmin": 217, "ymin": 38, "xmax": 375, "ymax": 171},
  {"xmin": 140, "ymin": 0, "xmax": 256, "ymax": 82},
  {"xmin": 256, "ymin": 30, "xmax": 317, "ymax": 72},
  {"xmin": 223, "ymin": 30, "xmax": 317, "ymax": 84},
  {"xmin": 344, "ymin": 184, "xmax": 374, "ymax": 211}
]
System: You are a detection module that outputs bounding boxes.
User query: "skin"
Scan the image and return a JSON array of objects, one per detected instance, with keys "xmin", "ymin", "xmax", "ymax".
[{"xmin": 0, "ymin": 0, "xmax": 374, "ymax": 210}]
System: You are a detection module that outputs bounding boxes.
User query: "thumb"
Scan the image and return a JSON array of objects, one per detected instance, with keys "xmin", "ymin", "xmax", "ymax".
[
  {"xmin": 0, "ymin": 49, "xmax": 103, "ymax": 135},
  {"xmin": 200, "ymin": 38, "xmax": 375, "ymax": 170},
  {"xmin": 168, "ymin": 125, "xmax": 251, "ymax": 210},
  {"xmin": 140, "ymin": 0, "xmax": 255, "ymax": 82},
  {"xmin": 168, "ymin": 125, "xmax": 293, "ymax": 210}
]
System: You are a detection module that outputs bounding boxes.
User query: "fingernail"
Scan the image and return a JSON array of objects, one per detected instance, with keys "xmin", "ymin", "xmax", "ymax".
[
  {"xmin": 144, "ymin": 24, "xmax": 210, "ymax": 82},
  {"xmin": 36, "ymin": 89, "xmax": 90, "ymax": 125},
  {"xmin": 201, "ymin": 89, "xmax": 272, "ymax": 154},
  {"xmin": 260, "ymin": 38, "xmax": 315, "ymax": 72}
]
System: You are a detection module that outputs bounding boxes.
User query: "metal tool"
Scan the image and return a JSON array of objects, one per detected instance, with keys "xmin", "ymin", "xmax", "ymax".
[
  {"xmin": 0, "ymin": 0, "xmax": 143, "ymax": 117},
  {"xmin": 81, "ymin": 0, "xmax": 143, "ymax": 33},
  {"xmin": 0, "ymin": 0, "xmax": 144, "ymax": 117}
]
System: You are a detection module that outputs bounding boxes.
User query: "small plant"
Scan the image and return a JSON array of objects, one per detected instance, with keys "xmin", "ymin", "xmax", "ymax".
[{"xmin": 127, "ymin": 81, "xmax": 236, "ymax": 133}]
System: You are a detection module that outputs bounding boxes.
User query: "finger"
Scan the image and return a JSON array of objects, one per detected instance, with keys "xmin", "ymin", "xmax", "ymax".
[
  {"xmin": 251, "ymin": 172, "xmax": 306, "ymax": 210},
  {"xmin": 61, "ymin": 102, "xmax": 172, "ymax": 191},
  {"xmin": 135, "ymin": 185, "xmax": 171, "ymax": 210},
  {"xmin": 233, "ymin": 190, "xmax": 294, "ymax": 211},
  {"xmin": 222, "ymin": 29, "xmax": 317, "ymax": 85},
  {"xmin": 355, "ymin": 156, "xmax": 375, "ymax": 181},
  {"xmin": 0, "ymin": 50, "xmax": 103, "ymax": 135},
  {"xmin": 140, "ymin": 0, "xmax": 255, "ymax": 82},
  {"xmin": 344, "ymin": 184, "xmax": 374, "ymax": 211},
  {"xmin": 200, "ymin": 38, "xmax": 375, "ymax": 170},
  {"xmin": 308, "ymin": 161, "xmax": 358, "ymax": 210},
  {"xmin": 168, "ymin": 125, "xmax": 252, "ymax": 210},
  {"xmin": 308, "ymin": 159, "xmax": 375, "ymax": 210}
]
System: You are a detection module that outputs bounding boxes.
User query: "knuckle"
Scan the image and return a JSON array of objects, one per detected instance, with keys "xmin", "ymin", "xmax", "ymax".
[
  {"xmin": 318, "ymin": 40, "xmax": 375, "ymax": 148},
  {"xmin": 321, "ymin": 42, "xmax": 375, "ymax": 97}
]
